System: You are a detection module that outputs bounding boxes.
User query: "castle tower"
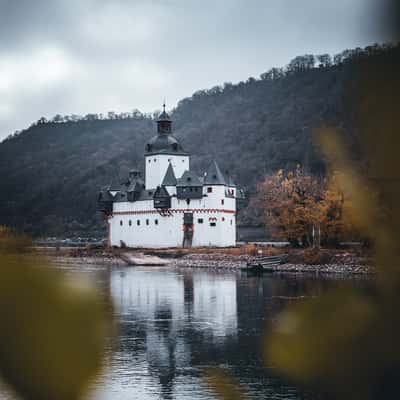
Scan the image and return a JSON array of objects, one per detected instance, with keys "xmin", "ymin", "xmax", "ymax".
[{"xmin": 144, "ymin": 104, "xmax": 189, "ymax": 189}]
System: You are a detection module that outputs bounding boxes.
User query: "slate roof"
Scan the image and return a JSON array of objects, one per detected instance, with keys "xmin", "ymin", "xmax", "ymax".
[
  {"xmin": 98, "ymin": 189, "xmax": 114, "ymax": 202},
  {"xmin": 161, "ymin": 163, "xmax": 177, "ymax": 186},
  {"xmin": 145, "ymin": 133, "xmax": 187, "ymax": 155},
  {"xmin": 127, "ymin": 181, "xmax": 143, "ymax": 193},
  {"xmin": 154, "ymin": 185, "xmax": 170, "ymax": 198},
  {"xmin": 107, "ymin": 178, "xmax": 121, "ymax": 192},
  {"xmin": 157, "ymin": 110, "xmax": 171, "ymax": 122},
  {"xmin": 225, "ymin": 171, "xmax": 236, "ymax": 187},
  {"xmin": 176, "ymin": 170, "xmax": 202, "ymax": 187},
  {"xmin": 204, "ymin": 160, "xmax": 226, "ymax": 185}
]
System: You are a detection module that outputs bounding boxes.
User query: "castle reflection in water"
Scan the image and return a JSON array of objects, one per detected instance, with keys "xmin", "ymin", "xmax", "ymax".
[{"xmin": 92, "ymin": 266, "xmax": 345, "ymax": 400}]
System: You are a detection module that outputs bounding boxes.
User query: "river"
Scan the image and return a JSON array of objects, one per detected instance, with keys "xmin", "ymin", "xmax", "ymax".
[{"xmin": 0, "ymin": 263, "xmax": 370, "ymax": 399}]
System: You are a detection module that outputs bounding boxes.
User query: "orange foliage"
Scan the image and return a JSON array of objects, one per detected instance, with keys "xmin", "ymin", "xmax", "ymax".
[{"xmin": 250, "ymin": 166, "xmax": 354, "ymax": 247}]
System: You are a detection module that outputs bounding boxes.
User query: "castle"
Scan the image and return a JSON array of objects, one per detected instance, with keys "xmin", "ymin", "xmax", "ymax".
[{"xmin": 98, "ymin": 105, "xmax": 243, "ymax": 248}]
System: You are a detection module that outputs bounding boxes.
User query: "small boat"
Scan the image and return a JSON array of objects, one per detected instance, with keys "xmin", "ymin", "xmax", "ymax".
[{"xmin": 241, "ymin": 254, "xmax": 288, "ymax": 273}]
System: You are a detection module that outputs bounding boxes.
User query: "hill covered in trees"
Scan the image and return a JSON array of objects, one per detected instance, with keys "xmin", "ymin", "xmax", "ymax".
[{"xmin": 0, "ymin": 43, "xmax": 398, "ymax": 237}]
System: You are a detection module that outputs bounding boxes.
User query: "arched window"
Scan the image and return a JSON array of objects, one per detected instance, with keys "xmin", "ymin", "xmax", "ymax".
[
  {"xmin": 137, "ymin": 220, "xmax": 140, "ymax": 226},
  {"xmin": 120, "ymin": 220, "xmax": 123, "ymax": 226},
  {"xmin": 129, "ymin": 220, "xmax": 132, "ymax": 226}
]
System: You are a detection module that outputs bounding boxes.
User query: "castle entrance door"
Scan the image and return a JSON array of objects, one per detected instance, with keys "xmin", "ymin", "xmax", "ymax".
[{"xmin": 183, "ymin": 213, "xmax": 194, "ymax": 248}]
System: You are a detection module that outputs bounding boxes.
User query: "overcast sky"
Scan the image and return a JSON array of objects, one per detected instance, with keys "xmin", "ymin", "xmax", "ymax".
[{"xmin": 0, "ymin": 0, "xmax": 395, "ymax": 140}]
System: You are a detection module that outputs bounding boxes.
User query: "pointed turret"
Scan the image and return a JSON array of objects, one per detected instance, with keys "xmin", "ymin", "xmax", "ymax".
[
  {"xmin": 156, "ymin": 102, "xmax": 172, "ymax": 134},
  {"xmin": 161, "ymin": 163, "xmax": 177, "ymax": 186},
  {"xmin": 176, "ymin": 170, "xmax": 202, "ymax": 187},
  {"xmin": 225, "ymin": 170, "xmax": 236, "ymax": 187},
  {"xmin": 204, "ymin": 160, "xmax": 226, "ymax": 185}
]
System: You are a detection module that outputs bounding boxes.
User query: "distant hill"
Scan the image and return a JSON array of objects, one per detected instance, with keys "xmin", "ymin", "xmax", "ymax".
[{"xmin": 0, "ymin": 43, "xmax": 398, "ymax": 237}]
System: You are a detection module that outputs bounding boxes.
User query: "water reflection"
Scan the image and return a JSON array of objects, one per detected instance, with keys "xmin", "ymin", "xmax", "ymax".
[{"xmin": 61, "ymin": 266, "xmax": 369, "ymax": 400}]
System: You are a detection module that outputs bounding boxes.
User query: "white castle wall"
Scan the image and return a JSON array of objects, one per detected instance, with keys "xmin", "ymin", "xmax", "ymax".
[
  {"xmin": 145, "ymin": 154, "xmax": 189, "ymax": 189},
  {"xmin": 109, "ymin": 185, "xmax": 236, "ymax": 248}
]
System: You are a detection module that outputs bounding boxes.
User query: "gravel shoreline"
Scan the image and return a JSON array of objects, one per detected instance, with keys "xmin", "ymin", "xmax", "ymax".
[
  {"xmin": 49, "ymin": 250, "xmax": 374, "ymax": 275},
  {"xmin": 169, "ymin": 253, "xmax": 374, "ymax": 274}
]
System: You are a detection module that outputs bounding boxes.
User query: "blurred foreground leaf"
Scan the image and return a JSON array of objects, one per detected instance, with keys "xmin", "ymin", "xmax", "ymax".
[
  {"xmin": 267, "ymin": 45, "xmax": 400, "ymax": 399},
  {"xmin": 204, "ymin": 368, "xmax": 248, "ymax": 400},
  {"xmin": 0, "ymin": 242, "xmax": 113, "ymax": 400}
]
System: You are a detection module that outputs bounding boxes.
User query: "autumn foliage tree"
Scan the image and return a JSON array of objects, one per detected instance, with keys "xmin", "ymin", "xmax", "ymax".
[{"xmin": 250, "ymin": 166, "xmax": 351, "ymax": 247}]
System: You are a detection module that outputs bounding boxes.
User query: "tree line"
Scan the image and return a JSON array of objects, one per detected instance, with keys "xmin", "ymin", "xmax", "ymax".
[{"xmin": 177, "ymin": 42, "xmax": 397, "ymax": 105}]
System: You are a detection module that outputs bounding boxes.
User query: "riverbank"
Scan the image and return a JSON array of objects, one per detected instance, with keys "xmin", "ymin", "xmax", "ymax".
[{"xmin": 36, "ymin": 245, "xmax": 374, "ymax": 275}]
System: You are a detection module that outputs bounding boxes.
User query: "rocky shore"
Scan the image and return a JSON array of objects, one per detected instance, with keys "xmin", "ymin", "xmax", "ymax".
[
  {"xmin": 169, "ymin": 252, "xmax": 374, "ymax": 274},
  {"xmin": 39, "ymin": 246, "xmax": 374, "ymax": 275}
]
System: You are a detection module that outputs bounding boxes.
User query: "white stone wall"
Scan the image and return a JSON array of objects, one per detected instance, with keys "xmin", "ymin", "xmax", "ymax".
[
  {"xmin": 145, "ymin": 154, "xmax": 189, "ymax": 189},
  {"xmin": 109, "ymin": 184, "xmax": 236, "ymax": 248}
]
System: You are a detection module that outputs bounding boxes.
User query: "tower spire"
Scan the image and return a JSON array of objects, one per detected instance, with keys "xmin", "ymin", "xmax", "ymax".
[{"xmin": 157, "ymin": 100, "xmax": 172, "ymax": 134}]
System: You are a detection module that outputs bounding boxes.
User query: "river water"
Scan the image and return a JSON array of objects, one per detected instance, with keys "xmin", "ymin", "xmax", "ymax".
[
  {"xmin": 89, "ymin": 265, "xmax": 370, "ymax": 400},
  {"xmin": 0, "ymin": 264, "xmax": 370, "ymax": 399}
]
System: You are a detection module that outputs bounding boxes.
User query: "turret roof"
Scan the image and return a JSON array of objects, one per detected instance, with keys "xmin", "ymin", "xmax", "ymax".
[
  {"xmin": 225, "ymin": 171, "xmax": 236, "ymax": 187},
  {"xmin": 204, "ymin": 160, "xmax": 226, "ymax": 185},
  {"xmin": 176, "ymin": 170, "xmax": 202, "ymax": 187},
  {"xmin": 157, "ymin": 110, "xmax": 171, "ymax": 122},
  {"xmin": 161, "ymin": 163, "xmax": 177, "ymax": 186}
]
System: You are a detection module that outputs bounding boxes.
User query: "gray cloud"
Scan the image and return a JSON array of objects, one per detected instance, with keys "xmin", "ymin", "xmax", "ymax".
[{"xmin": 0, "ymin": 0, "xmax": 394, "ymax": 140}]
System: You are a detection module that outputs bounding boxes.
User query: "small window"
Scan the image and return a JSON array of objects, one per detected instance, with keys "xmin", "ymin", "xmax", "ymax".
[
  {"xmin": 120, "ymin": 220, "xmax": 123, "ymax": 226},
  {"xmin": 155, "ymin": 219, "xmax": 158, "ymax": 225},
  {"xmin": 207, "ymin": 187, "xmax": 212, "ymax": 193},
  {"xmin": 210, "ymin": 222, "xmax": 216, "ymax": 227},
  {"xmin": 221, "ymin": 199, "xmax": 224, "ymax": 205},
  {"xmin": 148, "ymin": 159, "xmax": 151, "ymax": 163},
  {"xmin": 222, "ymin": 217, "xmax": 225, "ymax": 222},
  {"xmin": 198, "ymin": 218, "xmax": 203, "ymax": 224},
  {"xmin": 137, "ymin": 220, "xmax": 140, "ymax": 226},
  {"xmin": 182, "ymin": 158, "xmax": 185, "ymax": 162},
  {"xmin": 168, "ymin": 158, "xmax": 171, "ymax": 162},
  {"xmin": 146, "ymin": 219, "xmax": 149, "ymax": 225},
  {"xmin": 129, "ymin": 220, "xmax": 132, "ymax": 226},
  {"xmin": 154, "ymin": 158, "xmax": 157, "ymax": 162},
  {"xmin": 230, "ymin": 219, "xmax": 233, "ymax": 225}
]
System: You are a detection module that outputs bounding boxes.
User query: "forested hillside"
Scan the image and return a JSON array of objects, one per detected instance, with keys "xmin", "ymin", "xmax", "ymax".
[{"xmin": 0, "ymin": 43, "xmax": 398, "ymax": 236}]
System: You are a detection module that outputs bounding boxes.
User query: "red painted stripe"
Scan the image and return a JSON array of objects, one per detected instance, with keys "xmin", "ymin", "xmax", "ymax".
[{"xmin": 112, "ymin": 208, "xmax": 235, "ymax": 216}]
